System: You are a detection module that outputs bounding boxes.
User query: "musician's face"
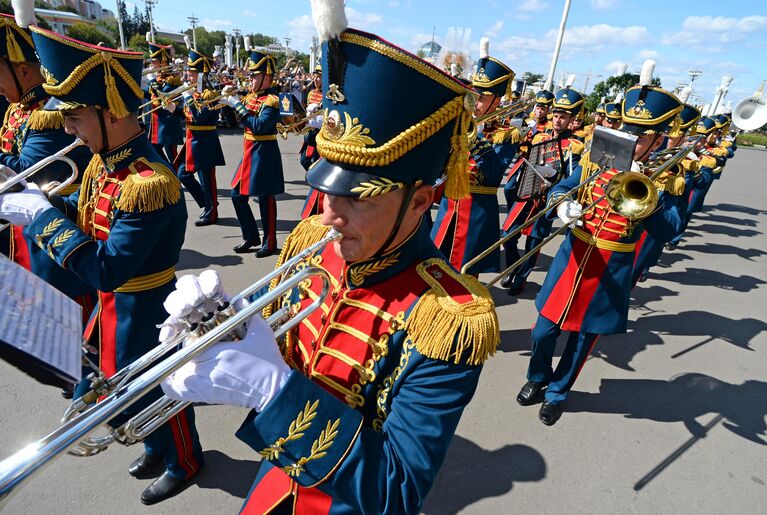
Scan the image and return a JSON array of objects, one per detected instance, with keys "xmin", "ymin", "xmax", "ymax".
[
  {"xmin": 321, "ymin": 184, "xmax": 434, "ymax": 262},
  {"xmin": 551, "ymin": 111, "xmax": 573, "ymax": 132},
  {"xmin": 533, "ymin": 104, "xmax": 548, "ymax": 121},
  {"xmin": 594, "ymin": 112, "xmax": 605, "ymax": 124},
  {"xmin": 187, "ymin": 70, "xmax": 199, "ymax": 84},
  {"xmin": 62, "ymin": 107, "xmax": 115, "ymax": 154},
  {"xmin": 475, "ymin": 93, "xmax": 499, "ymax": 117},
  {"xmin": 0, "ymin": 60, "xmax": 40, "ymax": 103},
  {"xmin": 633, "ymin": 133, "xmax": 664, "ymax": 163},
  {"xmin": 603, "ymin": 118, "xmax": 621, "ymax": 129}
]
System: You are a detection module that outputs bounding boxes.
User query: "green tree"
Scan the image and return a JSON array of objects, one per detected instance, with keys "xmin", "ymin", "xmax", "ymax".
[
  {"xmin": 522, "ymin": 72, "xmax": 544, "ymax": 85},
  {"xmin": 66, "ymin": 22, "xmax": 115, "ymax": 47},
  {"xmin": 585, "ymin": 73, "xmax": 661, "ymax": 113},
  {"xmin": 183, "ymin": 27, "xmax": 226, "ymax": 58}
]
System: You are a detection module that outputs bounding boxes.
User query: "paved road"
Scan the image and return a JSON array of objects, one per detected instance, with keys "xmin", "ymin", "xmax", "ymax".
[{"xmin": 1, "ymin": 134, "xmax": 765, "ymax": 514}]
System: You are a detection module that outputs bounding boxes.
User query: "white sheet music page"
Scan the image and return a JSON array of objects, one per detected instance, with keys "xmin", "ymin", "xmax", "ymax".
[{"xmin": 0, "ymin": 254, "xmax": 82, "ymax": 383}]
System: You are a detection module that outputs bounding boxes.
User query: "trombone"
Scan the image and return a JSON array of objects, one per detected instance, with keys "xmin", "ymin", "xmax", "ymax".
[
  {"xmin": 139, "ymin": 84, "xmax": 196, "ymax": 113},
  {"xmin": 463, "ymin": 138, "xmax": 701, "ymax": 287},
  {"xmin": 474, "ymin": 98, "xmax": 535, "ymax": 127},
  {"xmin": 0, "ymin": 228, "xmax": 342, "ymax": 503},
  {"xmin": 141, "ymin": 63, "xmax": 183, "ymax": 76},
  {"xmin": 0, "ymin": 139, "xmax": 83, "ymax": 196},
  {"xmin": 277, "ymin": 111, "xmax": 321, "ymax": 139}
]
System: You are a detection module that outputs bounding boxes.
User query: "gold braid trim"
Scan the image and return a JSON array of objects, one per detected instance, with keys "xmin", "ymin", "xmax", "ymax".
[
  {"xmin": 316, "ymin": 95, "xmax": 471, "ymax": 199},
  {"xmin": 27, "ymin": 110, "xmax": 64, "ymax": 130},
  {"xmin": 262, "ymin": 216, "xmax": 331, "ymax": 318},
  {"xmin": 76, "ymin": 156, "xmax": 105, "ymax": 230},
  {"xmin": 41, "ymin": 52, "xmax": 143, "ymax": 118},
  {"xmin": 491, "ymin": 127, "xmax": 520, "ymax": 145},
  {"xmin": 115, "ymin": 159, "xmax": 180, "ymax": 213},
  {"xmin": 405, "ymin": 259, "xmax": 499, "ymax": 365},
  {"xmin": 201, "ymin": 89, "xmax": 216, "ymax": 101},
  {"xmin": 699, "ymin": 155, "xmax": 717, "ymax": 168}
]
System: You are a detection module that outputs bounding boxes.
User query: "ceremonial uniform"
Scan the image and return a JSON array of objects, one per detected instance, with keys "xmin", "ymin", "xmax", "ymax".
[
  {"xmin": 161, "ymin": 19, "xmax": 499, "ymax": 513},
  {"xmin": 519, "ymin": 77, "xmax": 684, "ymax": 423},
  {"xmin": 177, "ymin": 49, "xmax": 226, "ymax": 224},
  {"xmin": 300, "ymin": 83, "xmax": 325, "ymax": 219},
  {"xmin": 24, "ymin": 28, "xmax": 202, "ymax": 496},
  {"xmin": 229, "ymin": 49, "xmax": 284, "ymax": 255},
  {"xmin": 0, "ymin": 14, "xmax": 95, "ymax": 321},
  {"xmin": 145, "ymin": 42, "xmax": 184, "ymax": 165},
  {"xmin": 432, "ymin": 42, "xmax": 515, "ymax": 275},
  {"xmin": 500, "ymin": 88, "xmax": 585, "ymax": 293},
  {"xmin": 632, "ymin": 101, "xmax": 701, "ymax": 283}
]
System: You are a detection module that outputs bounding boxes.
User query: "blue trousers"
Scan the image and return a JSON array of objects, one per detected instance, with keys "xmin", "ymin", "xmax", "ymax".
[
  {"xmin": 179, "ymin": 166, "xmax": 218, "ymax": 220},
  {"xmin": 503, "ymin": 230, "xmax": 544, "ymax": 288},
  {"xmin": 230, "ymin": 190, "xmax": 277, "ymax": 249},
  {"xmin": 670, "ymin": 172, "xmax": 713, "ymax": 245},
  {"xmin": 152, "ymin": 144, "xmax": 178, "ymax": 168},
  {"xmin": 527, "ymin": 314, "xmax": 599, "ymax": 404}
]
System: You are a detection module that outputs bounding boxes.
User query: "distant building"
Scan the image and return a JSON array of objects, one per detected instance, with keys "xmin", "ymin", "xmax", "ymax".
[
  {"xmin": 45, "ymin": 0, "xmax": 114, "ymax": 20},
  {"xmin": 35, "ymin": 8, "xmax": 97, "ymax": 34},
  {"xmin": 419, "ymin": 40, "xmax": 441, "ymax": 60},
  {"xmin": 156, "ymin": 30, "xmax": 187, "ymax": 45}
]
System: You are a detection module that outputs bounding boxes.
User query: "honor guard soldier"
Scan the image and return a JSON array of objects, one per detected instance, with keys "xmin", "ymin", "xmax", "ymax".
[
  {"xmin": 177, "ymin": 48, "xmax": 225, "ymax": 226},
  {"xmin": 499, "ymin": 86, "xmax": 585, "ymax": 295},
  {"xmin": 602, "ymin": 101, "xmax": 622, "ymax": 129},
  {"xmin": 432, "ymin": 37, "xmax": 514, "ymax": 275},
  {"xmin": 0, "ymin": 12, "xmax": 95, "ymax": 325},
  {"xmin": 711, "ymin": 113, "xmax": 734, "ymax": 180},
  {"xmin": 220, "ymin": 48, "xmax": 284, "ymax": 257},
  {"xmin": 516, "ymin": 62, "xmax": 684, "ymax": 425},
  {"xmin": 589, "ymin": 99, "xmax": 607, "ymax": 134},
  {"xmin": 144, "ymin": 37, "xmax": 184, "ymax": 165},
  {"xmin": 0, "ymin": 17, "xmax": 203, "ymax": 504},
  {"xmin": 160, "ymin": 2, "xmax": 499, "ymax": 512},
  {"xmin": 633, "ymin": 90, "xmax": 701, "ymax": 283},
  {"xmin": 300, "ymin": 63, "xmax": 326, "ymax": 219},
  {"xmin": 665, "ymin": 115, "xmax": 726, "ymax": 250}
]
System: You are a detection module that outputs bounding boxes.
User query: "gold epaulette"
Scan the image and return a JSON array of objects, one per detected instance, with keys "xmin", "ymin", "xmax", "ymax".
[
  {"xmin": 491, "ymin": 127, "xmax": 520, "ymax": 145},
  {"xmin": 531, "ymin": 132, "xmax": 551, "ymax": 145},
  {"xmin": 682, "ymin": 158, "xmax": 698, "ymax": 174},
  {"xmin": 712, "ymin": 147, "xmax": 728, "ymax": 157},
  {"xmin": 574, "ymin": 129, "xmax": 588, "ymax": 140},
  {"xmin": 722, "ymin": 140, "xmax": 733, "ymax": 148},
  {"xmin": 700, "ymin": 155, "xmax": 717, "ymax": 168},
  {"xmin": 578, "ymin": 151, "xmax": 599, "ymax": 177},
  {"xmin": 405, "ymin": 258, "xmax": 499, "ymax": 366},
  {"xmin": 263, "ymin": 94, "xmax": 279, "ymax": 109},
  {"xmin": 568, "ymin": 138, "xmax": 585, "ymax": 155},
  {"xmin": 115, "ymin": 157, "xmax": 180, "ymax": 213},
  {"xmin": 654, "ymin": 168, "xmax": 686, "ymax": 196},
  {"xmin": 27, "ymin": 110, "xmax": 64, "ymax": 130},
  {"xmin": 76, "ymin": 155, "xmax": 105, "ymax": 229},
  {"xmin": 166, "ymin": 76, "xmax": 182, "ymax": 88},
  {"xmin": 201, "ymin": 89, "xmax": 216, "ymax": 101},
  {"xmin": 263, "ymin": 216, "xmax": 331, "ymax": 318}
]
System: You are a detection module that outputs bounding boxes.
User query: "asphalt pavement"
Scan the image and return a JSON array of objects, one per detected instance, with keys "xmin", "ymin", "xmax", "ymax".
[{"xmin": 0, "ymin": 133, "xmax": 764, "ymax": 514}]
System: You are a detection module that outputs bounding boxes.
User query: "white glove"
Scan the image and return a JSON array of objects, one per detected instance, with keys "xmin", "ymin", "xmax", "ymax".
[
  {"xmin": 307, "ymin": 114, "xmax": 323, "ymax": 129},
  {"xmin": 162, "ymin": 100, "xmax": 177, "ymax": 112},
  {"xmin": 557, "ymin": 200, "xmax": 583, "ymax": 227},
  {"xmin": 161, "ymin": 315, "xmax": 290, "ymax": 411},
  {"xmin": 146, "ymin": 73, "xmax": 156, "ymax": 82},
  {"xmin": 181, "ymin": 83, "xmax": 193, "ymax": 100},
  {"xmin": 686, "ymin": 151, "xmax": 699, "ymax": 161},
  {"xmin": 140, "ymin": 75, "xmax": 149, "ymax": 90},
  {"xmin": 220, "ymin": 95, "xmax": 240, "ymax": 108},
  {"xmin": 0, "ymin": 183, "xmax": 53, "ymax": 226},
  {"xmin": 221, "ymin": 85, "xmax": 237, "ymax": 96},
  {"xmin": 306, "ymin": 102, "xmax": 320, "ymax": 115}
]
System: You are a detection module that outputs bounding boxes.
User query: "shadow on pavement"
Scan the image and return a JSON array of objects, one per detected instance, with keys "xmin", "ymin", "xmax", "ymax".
[
  {"xmin": 178, "ymin": 248, "xmax": 244, "ymax": 270},
  {"xmin": 589, "ymin": 330, "xmax": 665, "ymax": 372},
  {"xmin": 422, "ymin": 436, "xmax": 546, "ymax": 514},
  {"xmin": 498, "ymin": 328, "xmax": 532, "ymax": 354},
  {"xmin": 653, "ymin": 251, "xmax": 693, "ymax": 268},
  {"xmin": 697, "ymin": 212, "xmax": 759, "ymax": 227},
  {"xmin": 685, "ymin": 223, "xmax": 761, "ymax": 238},
  {"xmin": 195, "ymin": 449, "xmax": 260, "ymax": 499},
  {"xmin": 707, "ymin": 202, "xmax": 767, "ymax": 217},
  {"xmin": 630, "ymin": 284, "xmax": 680, "ymax": 307},
  {"xmin": 654, "ymin": 267, "xmax": 766, "ymax": 292},
  {"xmin": 680, "ymin": 243, "xmax": 767, "ymax": 262},
  {"xmin": 567, "ymin": 373, "xmax": 767, "ymax": 445}
]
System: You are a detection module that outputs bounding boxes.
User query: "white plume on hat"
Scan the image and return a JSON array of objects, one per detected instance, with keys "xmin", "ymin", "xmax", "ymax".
[
  {"xmin": 146, "ymin": 31, "xmax": 151, "ymax": 43},
  {"xmin": 184, "ymin": 35, "xmax": 192, "ymax": 50},
  {"xmin": 12, "ymin": 0, "xmax": 36, "ymax": 29},
  {"xmin": 614, "ymin": 90, "xmax": 624, "ymax": 102},
  {"xmin": 450, "ymin": 62, "xmax": 459, "ymax": 77},
  {"xmin": 678, "ymin": 86, "xmax": 692, "ymax": 104},
  {"xmin": 479, "ymin": 37, "xmax": 490, "ymax": 59},
  {"xmin": 311, "ymin": 0, "xmax": 348, "ymax": 42},
  {"xmin": 243, "ymin": 36, "xmax": 251, "ymax": 52},
  {"xmin": 639, "ymin": 59, "xmax": 655, "ymax": 87},
  {"xmin": 565, "ymin": 74, "xmax": 576, "ymax": 87},
  {"xmin": 600, "ymin": 96, "xmax": 606, "ymax": 104}
]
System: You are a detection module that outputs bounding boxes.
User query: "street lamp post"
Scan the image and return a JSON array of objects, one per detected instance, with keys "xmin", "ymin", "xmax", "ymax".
[{"xmin": 543, "ymin": 0, "xmax": 572, "ymax": 92}]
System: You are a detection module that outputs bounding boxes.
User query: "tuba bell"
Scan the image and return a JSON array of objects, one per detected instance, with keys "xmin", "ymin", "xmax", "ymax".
[{"xmin": 731, "ymin": 95, "xmax": 767, "ymax": 131}]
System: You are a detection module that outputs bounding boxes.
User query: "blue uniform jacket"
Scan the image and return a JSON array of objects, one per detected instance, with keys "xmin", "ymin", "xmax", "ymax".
[
  {"xmin": 145, "ymin": 77, "xmax": 185, "ymax": 146},
  {"xmin": 179, "ymin": 90, "xmax": 226, "ymax": 172}
]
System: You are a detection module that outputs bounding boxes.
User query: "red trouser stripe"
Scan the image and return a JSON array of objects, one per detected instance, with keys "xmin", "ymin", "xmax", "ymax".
[
  {"xmin": 98, "ymin": 292, "xmax": 118, "ymax": 377},
  {"xmin": 168, "ymin": 410, "xmax": 198, "ymax": 478},
  {"xmin": 432, "ymin": 199, "xmax": 456, "ymax": 248},
  {"xmin": 451, "ymin": 196, "xmax": 473, "ymax": 270},
  {"xmin": 9, "ymin": 226, "xmax": 31, "ymax": 270}
]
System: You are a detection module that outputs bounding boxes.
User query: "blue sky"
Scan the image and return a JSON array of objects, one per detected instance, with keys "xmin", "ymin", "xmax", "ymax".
[{"xmin": 143, "ymin": 0, "xmax": 766, "ymax": 106}]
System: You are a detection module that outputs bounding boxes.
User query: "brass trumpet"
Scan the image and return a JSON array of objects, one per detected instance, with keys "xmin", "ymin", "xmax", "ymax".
[
  {"xmin": 277, "ymin": 111, "xmax": 321, "ymax": 139},
  {"xmin": 474, "ymin": 98, "xmax": 536, "ymax": 127},
  {"xmin": 141, "ymin": 63, "xmax": 183, "ymax": 76},
  {"xmin": 139, "ymin": 84, "xmax": 196, "ymax": 113},
  {"xmin": 0, "ymin": 139, "xmax": 83, "ymax": 196},
  {"xmin": 0, "ymin": 229, "xmax": 342, "ymax": 503}
]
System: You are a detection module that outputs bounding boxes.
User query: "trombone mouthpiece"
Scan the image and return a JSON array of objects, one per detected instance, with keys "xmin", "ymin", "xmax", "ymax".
[{"xmin": 326, "ymin": 228, "xmax": 343, "ymax": 241}]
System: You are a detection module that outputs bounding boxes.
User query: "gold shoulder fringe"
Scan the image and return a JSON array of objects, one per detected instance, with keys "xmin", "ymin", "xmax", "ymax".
[
  {"xmin": 578, "ymin": 151, "xmax": 600, "ymax": 178},
  {"xmin": 202, "ymin": 89, "xmax": 216, "ymax": 101},
  {"xmin": 682, "ymin": 158, "xmax": 698, "ymax": 174},
  {"xmin": 666, "ymin": 174, "xmax": 686, "ymax": 196},
  {"xmin": 263, "ymin": 216, "xmax": 331, "ymax": 318},
  {"xmin": 405, "ymin": 258, "xmax": 499, "ymax": 366},
  {"xmin": 27, "ymin": 110, "xmax": 64, "ymax": 130},
  {"xmin": 115, "ymin": 159, "xmax": 180, "ymax": 213},
  {"xmin": 699, "ymin": 155, "xmax": 717, "ymax": 169},
  {"xmin": 569, "ymin": 138, "xmax": 585, "ymax": 155},
  {"xmin": 76, "ymin": 155, "xmax": 105, "ymax": 229},
  {"xmin": 263, "ymin": 95, "xmax": 280, "ymax": 109},
  {"xmin": 492, "ymin": 127, "xmax": 520, "ymax": 145}
]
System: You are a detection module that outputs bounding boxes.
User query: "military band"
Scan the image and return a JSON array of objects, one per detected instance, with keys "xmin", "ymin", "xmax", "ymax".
[{"xmin": 0, "ymin": 0, "xmax": 756, "ymax": 511}]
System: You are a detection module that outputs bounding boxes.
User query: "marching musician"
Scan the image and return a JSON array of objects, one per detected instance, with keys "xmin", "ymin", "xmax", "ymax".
[
  {"xmin": 665, "ymin": 115, "xmax": 727, "ymax": 250},
  {"xmin": 0, "ymin": 12, "xmax": 94, "ymax": 327},
  {"xmin": 632, "ymin": 93, "xmax": 701, "ymax": 283},
  {"xmin": 159, "ymin": 3, "xmax": 499, "ymax": 512},
  {"xmin": 431, "ymin": 37, "xmax": 514, "ymax": 275},
  {"xmin": 515, "ymin": 63, "xmax": 685, "ymax": 425},
  {"xmin": 220, "ymin": 48, "xmax": 284, "ymax": 257},
  {"xmin": 499, "ymin": 87, "xmax": 585, "ymax": 295},
  {"xmin": 177, "ymin": 48, "xmax": 226, "ymax": 226},
  {"xmin": 299, "ymin": 63, "xmax": 326, "ymax": 219},
  {"xmin": 602, "ymin": 101, "xmax": 622, "ymax": 130},
  {"xmin": 0, "ymin": 20, "xmax": 203, "ymax": 504},
  {"xmin": 144, "ymin": 38, "xmax": 184, "ymax": 166}
]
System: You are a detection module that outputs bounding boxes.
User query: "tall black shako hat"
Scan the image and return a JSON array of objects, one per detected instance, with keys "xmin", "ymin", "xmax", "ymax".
[
  {"xmin": 28, "ymin": 26, "xmax": 144, "ymax": 118},
  {"xmin": 471, "ymin": 37, "xmax": 514, "ymax": 98},
  {"xmin": 308, "ymin": 0, "xmax": 476, "ymax": 201},
  {"xmin": 621, "ymin": 60, "xmax": 683, "ymax": 136},
  {"xmin": 187, "ymin": 48, "xmax": 212, "ymax": 73},
  {"xmin": 668, "ymin": 87, "xmax": 701, "ymax": 137}
]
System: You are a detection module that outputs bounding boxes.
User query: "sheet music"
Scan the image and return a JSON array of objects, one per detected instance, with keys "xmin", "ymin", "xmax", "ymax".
[{"xmin": 0, "ymin": 255, "xmax": 82, "ymax": 383}]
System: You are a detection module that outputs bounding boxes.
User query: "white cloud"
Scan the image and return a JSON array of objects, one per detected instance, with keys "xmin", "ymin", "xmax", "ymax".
[
  {"xmin": 662, "ymin": 15, "xmax": 767, "ymax": 48},
  {"xmin": 558, "ymin": 24, "xmax": 649, "ymax": 49},
  {"xmin": 590, "ymin": 0, "xmax": 619, "ymax": 11},
  {"xmin": 286, "ymin": 7, "xmax": 383, "ymax": 50},
  {"xmin": 201, "ymin": 18, "xmax": 235, "ymax": 30},
  {"xmin": 637, "ymin": 49, "xmax": 658, "ymax": 59},
  {"xmin": 485, "ymin": 20, "xmax": 504, "ymax": 39},
  {"xmin": 243, "ymin": 10, "xmax": 257, "ymax": 18},
  {"xmin": 519, "ymin": 0, "xmax": 549, "ymax": 12}
]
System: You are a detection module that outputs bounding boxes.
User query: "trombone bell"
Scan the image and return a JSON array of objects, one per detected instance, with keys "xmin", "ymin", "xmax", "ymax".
[{"xmin": 603, "ymin": 171, "xmax": 659, "ymax": 220}]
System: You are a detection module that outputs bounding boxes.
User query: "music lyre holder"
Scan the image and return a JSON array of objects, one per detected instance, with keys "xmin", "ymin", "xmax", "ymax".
[{"xmin": 590, "ymin": 125, "xmax": 638, "ymax": 172}]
